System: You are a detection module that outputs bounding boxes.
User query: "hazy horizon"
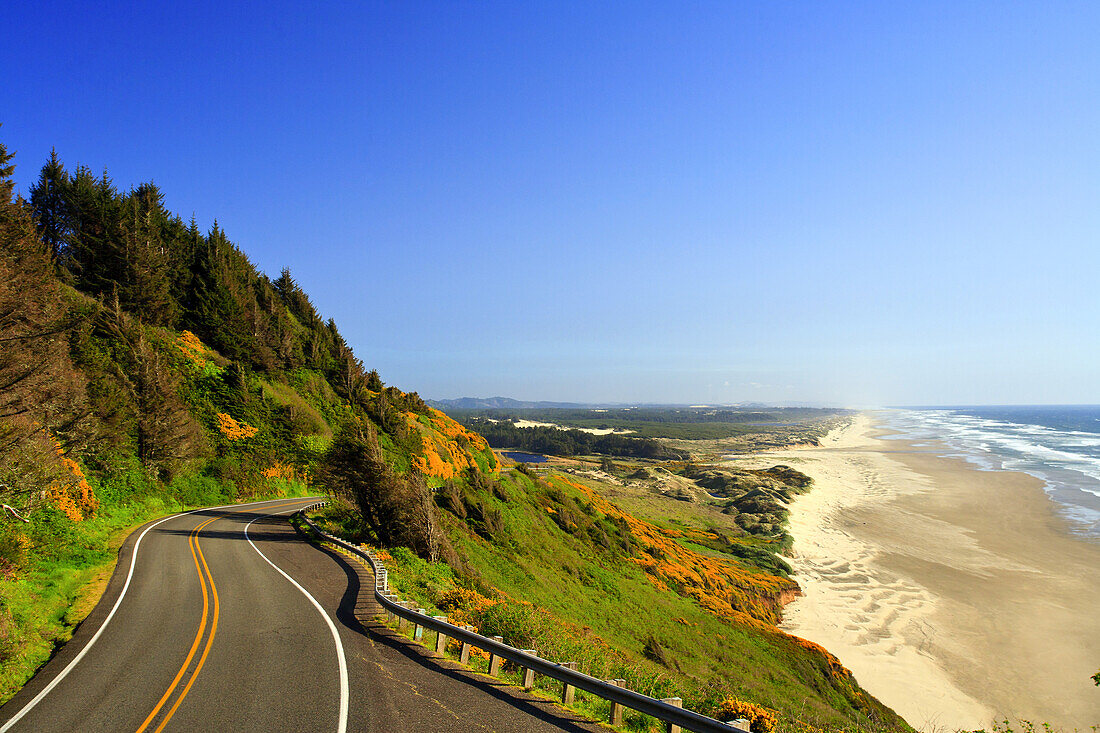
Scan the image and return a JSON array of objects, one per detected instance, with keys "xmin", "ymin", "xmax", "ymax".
[{"xmin": 5, "ymin": 2, "xmax": 1098, "ymax": 407}]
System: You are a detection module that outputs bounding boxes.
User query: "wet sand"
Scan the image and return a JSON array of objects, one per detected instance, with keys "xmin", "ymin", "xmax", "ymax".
[{"xmin": 729, "ymin": 414, "xmax": 1100, "ymax": 730}]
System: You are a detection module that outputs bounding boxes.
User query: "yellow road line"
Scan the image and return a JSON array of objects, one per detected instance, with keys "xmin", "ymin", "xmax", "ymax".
[
  {"xmin": 137, "ymin": 499, "xmax": 309, "ymax": 733},
  {"xmin": 135, "ymin": 515, "xmax": 218, "ymax": 733},
  {"xmin": 154, "ymin": 525, "xmax": 220, "ymax": 733}
]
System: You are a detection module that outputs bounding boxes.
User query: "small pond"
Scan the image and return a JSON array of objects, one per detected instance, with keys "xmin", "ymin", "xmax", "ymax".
[{"xmin": 501, "ymin": 451, "xmax": 549, "ymax": 464}]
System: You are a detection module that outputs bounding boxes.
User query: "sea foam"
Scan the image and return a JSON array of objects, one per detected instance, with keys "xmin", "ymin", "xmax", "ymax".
[{"xmin": 882, "ymin": 407, "xmax": 1100, "ymax": 537}]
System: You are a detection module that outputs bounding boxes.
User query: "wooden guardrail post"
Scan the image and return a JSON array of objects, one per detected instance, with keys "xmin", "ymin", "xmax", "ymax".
[
  {"xmin": 560, "ymin": 662, "xmax": 577, "ymax": 704},
  {"xmin": 397, "ymin": 602, "xmax": 409, "ymax": 631},
  {"xmin": 459, "ymin": 626, "xmax": 476, "ymax": 664},
  {"xmin": 609, "ymin": 678, "xmax": 626, "ymax": 725},
  {"xmin": 488, "ymin": 636, "xmax": 504, "ymax": 676},
  {"xmin": 433, "ymin": 616, "xmax": 448, "ymax": 654},
  {"xmin": 662, "ymin": 697, "xmax": 683, "ymax": 733},
  {"xmin": 520, "ymin": 649, "xmax": 537, "ymax": 689},
  {"xmin": 414, "ymin": 609, "xmax": 426, "ymax": 640}
]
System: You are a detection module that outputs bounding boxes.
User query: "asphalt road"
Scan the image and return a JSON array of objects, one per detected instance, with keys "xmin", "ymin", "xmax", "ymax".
[{"xmin": 0, "ymin": 498, "xmax": 603, "ymax": 733}]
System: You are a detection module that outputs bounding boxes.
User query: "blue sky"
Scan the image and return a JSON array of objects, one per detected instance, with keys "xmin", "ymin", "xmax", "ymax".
[{"xmin": 4, "ymin": 1, "xmax": 1098, "ymax": 406}]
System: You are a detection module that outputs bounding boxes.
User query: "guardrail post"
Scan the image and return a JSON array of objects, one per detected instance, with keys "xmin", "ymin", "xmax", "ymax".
[
  {"xmin": 397, "ymin": 602, "xmax": 410, "ymax": 631},
  {"xmin": 520, "ymin": 649, "xmax": 537, "ymax": 689},
  {"xmin": 433, "ymin": 616, "xmax": 448, "ymax": 654},
  {"xmin": 661, "ymin": 697, "xmax": 683, "ymax": 733},
  {"xmin": 460, "ymin": 626, "xmax": 475, "ymax": 664},
  {"xmin": 609, "ymin": 678, "xmax": 626, "ymax": 725},
  {"xmin": 560, "ymin": 662, "xmax": 577, "ymax": 704},
  {"xmin": 729, "ymin": 719, "xmax": 751, "ymax": 733},
  {"xmin": 414, "ymin": 610, "xmax": 426, "ymax": 640},
  {"xmin": 488, "ymin": 636, "xmax": 504, "ymax": 676}
]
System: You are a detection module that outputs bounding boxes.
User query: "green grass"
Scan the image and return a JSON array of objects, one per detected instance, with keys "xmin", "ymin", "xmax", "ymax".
[{"xmin": 313, "ymin": 470, "xmax": 911, "ymax": 733}]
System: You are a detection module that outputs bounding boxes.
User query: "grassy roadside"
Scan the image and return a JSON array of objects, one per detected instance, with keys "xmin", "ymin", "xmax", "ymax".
[
  {"xmin": 0, "ymin": 474, "xmax": 312, "ymax": 705},
  {"xmin": 304, "ymin": 469, "xmax": 911, "ymax": 733},
  {"xmin": 294, "ymin": 514, "xmax": 658, "ymax": 733}
]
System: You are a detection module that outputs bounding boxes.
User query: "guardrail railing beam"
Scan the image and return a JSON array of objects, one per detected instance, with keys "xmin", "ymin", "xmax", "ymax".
[{"xmin": 296, "ymin": 506, "xmax": 739, "ymax": 733}]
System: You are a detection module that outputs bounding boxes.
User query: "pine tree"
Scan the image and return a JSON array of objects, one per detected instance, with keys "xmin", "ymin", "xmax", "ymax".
[
  {"xmin": 29, "ymin": 149, "xmax": 70, "ymax": 262},
  {"xmin": 65, "ymin": 166, "xmax": 124, "ymax": 297},
  {"xmin": 0, "ymin": 128, "xmax": 16, "ymax": 205},
  {"xmin": 117, "ymin": 183, "xmax": 177, "ymax": 325}
]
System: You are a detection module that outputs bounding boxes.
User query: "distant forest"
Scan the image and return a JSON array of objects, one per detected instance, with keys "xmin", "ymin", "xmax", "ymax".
[
  {"xmin": 462, "ymin": 419, "xmax": 687, "ymax": 460},
  {"xmin": 448, "ymin": 406, "xmax": 849, "ymax": 441}
]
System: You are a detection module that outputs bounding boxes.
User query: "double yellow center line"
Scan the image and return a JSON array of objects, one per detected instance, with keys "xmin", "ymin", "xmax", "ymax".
[
  {"xmin": 135, "ymin": 513, "xmax": 220, "ymax": 733},
  {"xmin": 136, "ymin": 500, "xmax": 306, "ymax": 733}
]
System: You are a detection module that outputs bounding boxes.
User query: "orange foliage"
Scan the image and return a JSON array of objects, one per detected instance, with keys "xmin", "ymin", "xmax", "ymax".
[
  {"xmin": 263, "ymin": 462, "xmax": 296, "ymax": 481},
  {"xmin": 403, "ymin": 408, "xmax": 500, "ymax": 478},
  {"xmin": 46, "ymin": 485, "xmax": 84, "ymax": 522},
  {"xmin": 48, "ymin": 441, "xmax": 97, "ymax": 521},
  {"xmin": 436, "ymin": 586, "xmax": 499, "ymax": 631},
  {"xmin": 787, "ymin": 634, "xmax": 853, "ymax": 679},
  {"xmin": 715, "ymin": 697, "xmax": 777, "ymax": 733},
  {"xmin": 216, "ymin": 412, "xmax": 258, "ymax": 440},
  {"xmin": 176, "ymin": 330, "xmax": 212, "ymax": 367},
  {"xmin": 550, "ymin": 476, "xmax": 796, "ymax": 626},
  {"xmin": 413, "ymin": 436, "xmax": 456, "ymax": 479}
]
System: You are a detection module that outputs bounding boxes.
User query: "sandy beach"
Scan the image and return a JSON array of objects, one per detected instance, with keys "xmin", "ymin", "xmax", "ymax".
[{"xmin": 729, "ymin": 413, "xmax": 1100, "ymax": 731}]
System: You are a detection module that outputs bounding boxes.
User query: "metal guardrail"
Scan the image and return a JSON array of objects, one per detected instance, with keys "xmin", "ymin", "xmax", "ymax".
[{"xmin": 296, "ymin": 502, "xmax": 745, "ymax": 733}]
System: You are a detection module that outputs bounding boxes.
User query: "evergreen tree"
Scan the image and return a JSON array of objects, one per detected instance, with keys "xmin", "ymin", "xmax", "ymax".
[
  {"xmin": 184, "ymin": 221, "xmax": 250, "ymax": 361},
  {"xmin": 29, "ymin": 149, "xmax": 70, "ymax": 261},
  {"xmin": 117, "ymin": 183, "xmax": 177, "ymax": 325},
  {"xmin": 65, "ymin": 166, "xmax": 124, "ymax": 297},
  {"xmin": 0, "ymin": 128, "xmax": 14, "ymax": 203},
  {"xmin": 317, "ymin": 422, "xmax": 442, "ymax": 561}
]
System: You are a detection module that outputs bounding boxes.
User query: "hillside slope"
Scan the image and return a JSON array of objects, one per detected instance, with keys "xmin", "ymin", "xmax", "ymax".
[
  {"xmin": 317, "ymin": 464, "xmax": 910, "ymax": 732},
  {"xmin": 0, "ymin": 137, "xmax": 491, "ymax": 700}
]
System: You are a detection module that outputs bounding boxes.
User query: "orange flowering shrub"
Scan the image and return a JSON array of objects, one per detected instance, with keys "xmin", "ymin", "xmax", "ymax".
[
  {"xmin": 413, "ymin": 436, "xmax": 455, "ymax": 479},
  {"xmin": 404, "ymin": 407, "xmax": 499, "ymax": 478},
  {"xmin": 437, "ymin": 587, "xmax": 498, "ymax": 614},
  {"xmin": 47, "ymin": 442, "xmax": 97, "ymax": 521},
  {"xmin": 46, "ymin": 486, "xmax": 84, "ymax": 522},
  {"xmin": 177, "ymin": 330, "xmax": 212, "ymax": 367},
  {"xmin": 263, "ymin": 462, "xmax": 296, "ymax": 480},
  {"xmin": 715, "ymin": 697, "xmax": 777, "ymax": 733},
  {"xmin": 550, "ymin": 477, "xmax": 796, "ymax": 625},
  {"xmin": 216, "ymin": 412, "xmax": 258, "ymax": 440},
  {"xmin": 371, "ymin": 548, "xmax": 394, "ymax": 563}
]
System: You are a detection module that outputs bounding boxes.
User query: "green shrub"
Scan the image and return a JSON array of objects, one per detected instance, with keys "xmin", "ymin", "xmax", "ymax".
[{"xmin": 168, "ymin": 473, "xmax": 230, "ymax": 507}]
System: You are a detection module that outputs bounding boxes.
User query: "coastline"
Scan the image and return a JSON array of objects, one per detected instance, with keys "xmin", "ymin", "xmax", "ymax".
[{"xmin": 729, "ymin": 413, "xmax": 1100, "ymax": 730}]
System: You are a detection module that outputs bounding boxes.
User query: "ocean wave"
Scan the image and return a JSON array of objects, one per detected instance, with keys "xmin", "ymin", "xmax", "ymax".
[{"xmin": 884, "ymin": 409, "xmax": 1100, "ymax": 537}]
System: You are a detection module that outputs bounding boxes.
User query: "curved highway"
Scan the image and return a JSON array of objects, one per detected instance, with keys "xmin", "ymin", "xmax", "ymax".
[{"xmin": 0, "ymin": 498, "xmax": 602, "ymax": 732}]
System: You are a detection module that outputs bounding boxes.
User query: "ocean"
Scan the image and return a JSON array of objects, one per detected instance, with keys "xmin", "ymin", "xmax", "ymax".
[{"xmin": 881, "ymin": 405, "xmax": 1100, "ymax": 538}]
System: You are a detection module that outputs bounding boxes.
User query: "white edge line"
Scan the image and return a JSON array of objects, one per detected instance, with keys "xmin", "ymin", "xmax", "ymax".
[
  {"xmin": 245, "ymin": 510, "xmax": 349, "ymax": 733},
  {"xmin": 0, "ymin": 497, "xmax": 317, "ymax": 732}
]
